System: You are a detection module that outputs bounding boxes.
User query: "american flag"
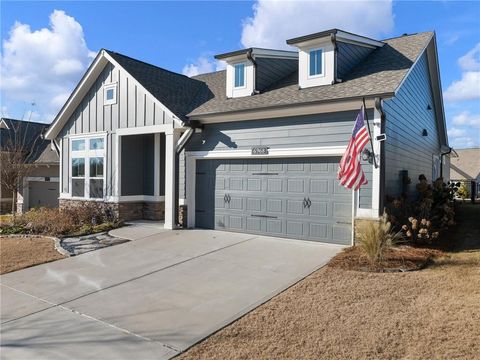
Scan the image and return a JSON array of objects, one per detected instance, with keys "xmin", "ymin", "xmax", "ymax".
[{"xmin": 337, "ymin": 106, "xmax": 370, "ymax": 190}]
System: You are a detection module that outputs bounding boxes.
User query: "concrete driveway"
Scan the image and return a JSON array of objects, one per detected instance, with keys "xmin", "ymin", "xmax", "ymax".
[{"xmin": 1, "ymin": 225, "xmax": 342, "ymax": 360}]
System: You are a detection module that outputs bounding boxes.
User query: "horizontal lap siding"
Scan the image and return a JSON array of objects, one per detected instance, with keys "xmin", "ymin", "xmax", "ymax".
[
  {"xmin": 58, "ymin": 61, "xmax": 175, "ymax": 195},
  {"xmin": 188, "ymin": 111, "xmax": 373, "ymax": 150},
  {"xmin": 383, "ymin": 53, "xmax": 440, "ymax": 197},
  {"xmin": 187, "ymin": 111, "xmax": 373, "ymax": 208}
]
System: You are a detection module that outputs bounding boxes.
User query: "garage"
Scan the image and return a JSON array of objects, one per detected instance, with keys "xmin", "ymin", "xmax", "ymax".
[
  {"xmin": 195, "ymin": 157, "xmax": 352, "ymax": 245},
  {"xmin": 28, "ymin": 181, "xmax": 59, "ymax": 210}
]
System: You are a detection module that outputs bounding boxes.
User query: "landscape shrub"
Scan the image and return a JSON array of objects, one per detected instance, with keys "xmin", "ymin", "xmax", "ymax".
[
  {"xmin": 356, "ymin": 215, "xmax": 404, "ymax": 265},
  {"xmin": 6, "ymin": 203, "xmax": 120, "ymax": 237},
  {"xmin": 385, "ymin": 175, "xmax": 456, "ymax": 244}
]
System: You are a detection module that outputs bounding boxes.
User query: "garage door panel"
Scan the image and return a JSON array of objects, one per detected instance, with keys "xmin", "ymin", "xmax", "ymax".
[
  {"xmin": 266, "ymin": 199, "xmax": 282, "ymax": 213},
  {"xmin": 309, "ymin": 201, "xmax": 328, "ymax": 217},
  {"xmin": 266, "ymin": 178, "xmax": 283, "ymax": 192},
  {"xmin": 309, "ymin": 223, "xmax": 328, "ymax": 239},
  {"xmin": 286, "ymin": 199, "xmax": 304, "ymax": 215},
  {"xmin": 266, "ymin": 219, "xmax": 283, "ymax": 234},
  {"xmin": 246, "ymin": 198, "xmax": 262, "ymax": 212},
  {"xmin": 310, "ymin": 179, "xmax": 329, "ymax": 194},
  {"xmin": 246, "ymin": 178, "xmax": 262, "ymax": 191},
  {"xmin": 286, "ymin": 221, "xmax": 304, "ymax": 237},
  {"xmin": 195, "ymin": 157, "xmax": 352, "ymax": 244},
  {"xmin": 287, "ymin": 179, "xmax": 305, "ymax": 193},
  {"xmin": 333, "ymin": 202, "xmax": 351, "ymax": 218},
  {"xmin": 28, "ymin": 181, "xmax": 59, "ymax": 210},
  {"xmin": 228, "ymin": 178, "xmax": 242, "ymax": 190}
]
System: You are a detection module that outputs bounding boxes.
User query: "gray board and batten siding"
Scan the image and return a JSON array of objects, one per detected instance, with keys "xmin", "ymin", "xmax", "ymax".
[
  {"xmin": 383, "ymin": 52, "xmax": 441, "ymax": 197},
  {"xmin": 59, "ymin": 62, "xmax": 176, "ymax": 197}
]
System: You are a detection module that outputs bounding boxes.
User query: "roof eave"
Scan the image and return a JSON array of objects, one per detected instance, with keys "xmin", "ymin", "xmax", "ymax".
[{"xmin": 188, "ymin": 92, "xmax": 395, "ymax": 121}]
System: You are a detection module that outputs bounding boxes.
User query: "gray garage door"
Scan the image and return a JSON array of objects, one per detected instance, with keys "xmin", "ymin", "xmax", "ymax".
[
  {"xmin": 29, "ymin": 181, "xmax": 59, "ymax": 210},
  {"xmin": 195, "ymin": 157, "xmax": 352, "ymax": 245}
]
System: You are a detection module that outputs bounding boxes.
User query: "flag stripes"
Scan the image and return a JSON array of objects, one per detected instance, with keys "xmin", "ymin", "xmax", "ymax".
[{"xmin": 337, "ymin": 106, "xmax": 370, "ymax": 190}]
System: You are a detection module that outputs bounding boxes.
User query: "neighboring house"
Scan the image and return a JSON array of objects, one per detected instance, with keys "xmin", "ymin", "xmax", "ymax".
[
  {"xmin": 450, "ymin": 148, "xmax": 480, "ymax": 197},
  {"xmin": 44, "ymin": 28, "xmax": 449, "ymax": 245},
  {"xmin": 0, "ymin": 118, "xmax": 60, "ymax": 214}
]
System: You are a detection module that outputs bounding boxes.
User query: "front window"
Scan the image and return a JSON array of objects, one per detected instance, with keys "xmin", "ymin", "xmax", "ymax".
[
  {"xmin": 234, "ymin": 63, "xmax": 245, "ymax": 88},
  {"xmin": 309, "ymin": 49, "xmax": 323, "ymax": 76},
  {"xmin": 70, "ymin": 136, "xmax": 105, "ymax": 199}
]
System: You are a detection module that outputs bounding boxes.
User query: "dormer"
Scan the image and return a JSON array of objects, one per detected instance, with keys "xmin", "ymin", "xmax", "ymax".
[
  {"xmin": 215, "ymin": 48, "xmax": 298, "ymax": 98},
  {"xmin": 286, "ymin": 29, "xmax": 384, "ymax": 89}
]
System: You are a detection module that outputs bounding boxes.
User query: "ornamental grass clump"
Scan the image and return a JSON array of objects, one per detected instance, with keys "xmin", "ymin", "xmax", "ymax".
[{"xmin": 356, "ymin": 215, "xmax": 404, "ymax": 265}]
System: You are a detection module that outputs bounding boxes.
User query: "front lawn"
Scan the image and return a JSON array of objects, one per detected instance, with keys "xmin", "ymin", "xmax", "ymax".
[
  {"xmin": 178, "ymin": 203, "xmax": 480, "ymax": 359},
  {"xmin": 0, "ymin": 236, "xmax": 67, "ymax": 274}
]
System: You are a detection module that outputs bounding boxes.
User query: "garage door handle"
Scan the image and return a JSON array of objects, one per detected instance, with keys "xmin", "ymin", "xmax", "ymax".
[
  {"xmin": 251, "ymin": 214, "xmax": 278, "ymax": 219},
  {"xmin": 224, "ymin": 194, "xmax": 231, "ymax": 203},
  {"xmin": 307, "ymin": 198, "xmax": 312, "ymax": 208}
]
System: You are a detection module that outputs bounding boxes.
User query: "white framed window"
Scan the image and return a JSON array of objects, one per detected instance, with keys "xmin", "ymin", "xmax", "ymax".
[
  {"xmin": 104, "ymin": 83, "xmax": 117, "ymax": 105},
  {"xmin": 308, "ymin": 48, "xmax": 324, "ymax": 77},
  {"xmin": 70, "ymin": 134, "xmax": 106, "ymax": 200},
  {"xmin": 234, "ymin": 63, "xmax": 246, "ymax": 88}
]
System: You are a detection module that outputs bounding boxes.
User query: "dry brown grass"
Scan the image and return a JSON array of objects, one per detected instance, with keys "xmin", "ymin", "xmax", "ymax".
[
  {"xmin": 0, "ymin": 236, "xmax": 66, "ymax": 274},
  {"xmin": 178, "ymin": 204, "xmax": 480, "ymax": 360}
]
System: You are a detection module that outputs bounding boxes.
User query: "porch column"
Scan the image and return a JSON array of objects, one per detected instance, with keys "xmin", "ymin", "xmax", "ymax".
[
  {"xmin": 154, "ymin": 133, "xmax": 161, "ymax": 196},
  {"xmin": 164, "ymin": 129, "xmax": 179, "ymax": 229},
  {"xmin": 372, "ymin": 106, "xmax": 383, "ymax": 217}
]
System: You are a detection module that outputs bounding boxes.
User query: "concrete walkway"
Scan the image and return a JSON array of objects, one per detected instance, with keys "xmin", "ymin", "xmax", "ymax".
[{"xmin": 1, "ymin": 226, "xmax": 342, "ymax": 360}]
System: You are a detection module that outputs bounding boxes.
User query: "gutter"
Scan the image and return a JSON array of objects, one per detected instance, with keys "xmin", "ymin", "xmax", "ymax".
[{"xmin": 246, "ymin": 49, "xmax": 260, "ymax": 95}]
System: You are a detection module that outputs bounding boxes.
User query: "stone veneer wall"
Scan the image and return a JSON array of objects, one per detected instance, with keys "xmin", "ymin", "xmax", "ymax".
[{"xmin": 59, "ymin": 199, "xmax": 165, "ymax": 222}]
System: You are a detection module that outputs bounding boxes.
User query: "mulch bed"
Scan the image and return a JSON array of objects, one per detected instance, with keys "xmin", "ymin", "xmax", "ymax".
[{"xmin": 328, "ymin": 245, "xmax": 444, "ymax": 272}]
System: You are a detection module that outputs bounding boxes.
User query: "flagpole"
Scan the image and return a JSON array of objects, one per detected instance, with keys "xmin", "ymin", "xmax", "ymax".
[{"xmin": 362, "ymin": 97, "xmax": 378, "ymax": 169}]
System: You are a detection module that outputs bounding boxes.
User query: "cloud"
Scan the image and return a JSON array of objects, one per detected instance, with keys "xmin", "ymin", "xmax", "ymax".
[
  {"xmin": 458, "ymin": 43, "xmax": 480, "ymax": 71},
  {"xmin": 240, "ymin": 0, "xmax": 394, "ymax": 49},
  {"xmin": 447, "ymin": 127, "xmax": 467, "ymax": 138},
  {"xmin": 444, "ymin": 44, "xmax": 480, "ymax": 102},
  {"xmin": 452, "ymin": 111, "xmax": 480, "ymax": 128},
  {"xmin": 182, "ymin": 56, "xmax": 226, "ymax": 77},
  {"xmin": 444, "ymin": 71, "xmax": 480, "ymax": 102},
  {"xmin": 1, "ymin": 10, "xmax": 95, "ymax": 122}
]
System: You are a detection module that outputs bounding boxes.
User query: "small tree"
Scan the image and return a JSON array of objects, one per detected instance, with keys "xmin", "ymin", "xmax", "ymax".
[{"xmin": 0, "ymin": 120, "xmax": 43, "ymax": 216}]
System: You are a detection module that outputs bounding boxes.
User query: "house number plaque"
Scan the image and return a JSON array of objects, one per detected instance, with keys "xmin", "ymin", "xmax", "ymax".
[{"xmin": 251, "ymin": 146, "xmax": 269, "ymax": 155}]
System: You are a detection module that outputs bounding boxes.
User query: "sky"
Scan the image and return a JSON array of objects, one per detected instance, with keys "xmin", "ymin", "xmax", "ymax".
[{"xmin": 1, "ymin": 0, "xmax": 479, "ymax": 149}]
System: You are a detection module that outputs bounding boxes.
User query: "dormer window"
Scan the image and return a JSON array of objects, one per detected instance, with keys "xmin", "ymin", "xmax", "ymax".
[
  {"xmin": 309, "ymin": 49, "xmax": 324, "ymax": 77},
  {"xmin": 234, "ymin": 63, "xmax": 246, "ymax": 88}
]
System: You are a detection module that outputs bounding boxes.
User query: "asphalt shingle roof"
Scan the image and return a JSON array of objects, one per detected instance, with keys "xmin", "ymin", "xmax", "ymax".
[
  {"xmin": 187, "ymin": 32, "xmax": 434, "ymax": 117},
  {"xmin": 0, "ymin": 118, "xmax": 59, "ymax": 164},
  {"xmin": 106, "ymin": 50, "xmax": 208, "ymax": 120},
  {"xmin": 104, "ymin": 32, "xmax": 433, "ymax": 120}
]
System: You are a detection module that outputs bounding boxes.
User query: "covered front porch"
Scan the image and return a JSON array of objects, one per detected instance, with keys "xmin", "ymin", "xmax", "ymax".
[{"xmin": 114, "ymin": 125, "xmax": 180, "ymax": 229}]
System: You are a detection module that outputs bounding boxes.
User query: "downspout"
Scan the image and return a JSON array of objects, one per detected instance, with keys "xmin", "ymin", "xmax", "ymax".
[
  {"xmin": 440, "ymin": 146, "xmax": 452, "ymax": 179},
  {"xmin": 374, "ymin": 97, "xmax": 386, "ymax": 214},
  {"xmin": 246, "ymin": 49, "xmax": 260, "ymax": 95},
  {"xmin": 174, "ymin": 121, "xmax": 202, "ymax": 227}
]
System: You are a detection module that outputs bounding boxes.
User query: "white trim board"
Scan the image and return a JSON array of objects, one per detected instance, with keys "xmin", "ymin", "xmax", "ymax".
[{"xmin": 185, "ymin": 145, "xmax": 350, "ymax": 230}]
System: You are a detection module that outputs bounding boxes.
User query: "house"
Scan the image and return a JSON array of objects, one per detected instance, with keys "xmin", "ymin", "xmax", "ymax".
[
  {"xmin": 0, "ymin": 118, "xmax": 60, "ymax": 214},
  {"xmin": 449, "ymin": 148, "xmax": 480, "ymax": 198},
  {"xmin": 44, "ymin": 29, "xmax": 449, "ymax": 245}
]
